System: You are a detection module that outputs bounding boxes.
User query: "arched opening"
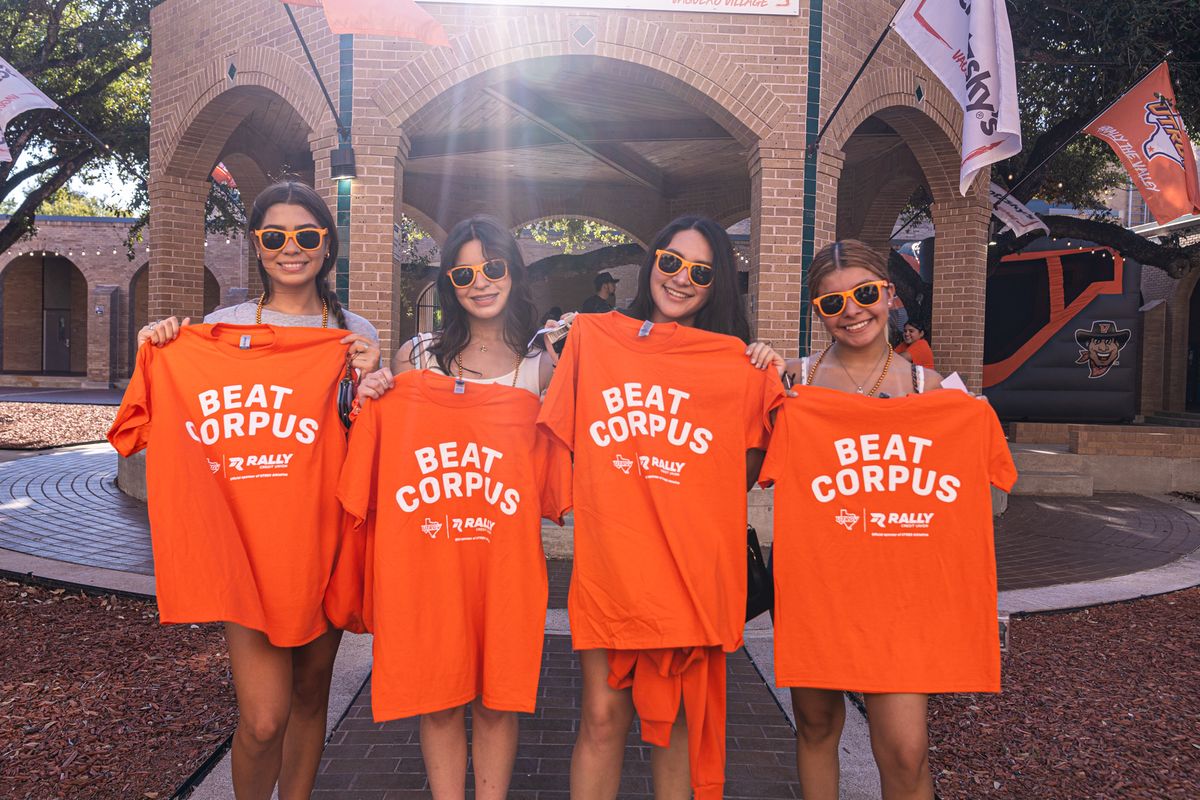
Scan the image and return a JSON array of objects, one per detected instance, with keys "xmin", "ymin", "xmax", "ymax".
[
  {"xmin": 128, "ymin": 263, "xmax": 222, "ymax": 374},
  {"xmin": 513, "ymin": 215, "xmax": 643, "ymax": 317},
  {"xmin": 414, "ymin": 281, "xmax": 440, "ymax": 336},
  {"xmin": 398, "ymin": 55, "xmax": 754, "ymax": 248},
  {"xmin": 1, "ymin": 254, "xmax": 88, "ymax": 375}
]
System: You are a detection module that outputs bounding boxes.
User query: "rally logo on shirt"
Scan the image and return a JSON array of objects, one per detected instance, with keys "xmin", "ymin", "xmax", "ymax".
[
  {"xmin": 588, "ymin": 383, "xmax": 712, "ymax": 455},
  {"xmin": 185, "ymin": 384, "xmax": 320, "ymax": 446},
  {"xmin": 832, "ymin": 508, "xmax": 936, "ymax": 538},
  {"xmin": 811, "ymin": 433, "xmax": 961, "ymax": 504},
  {"xmin": 394, "ymin": 441, "xmax": 520, "ymax": 517},
  {"xmin": 637, "ymin": 454, "xmax": 686, "ymax": 483}
]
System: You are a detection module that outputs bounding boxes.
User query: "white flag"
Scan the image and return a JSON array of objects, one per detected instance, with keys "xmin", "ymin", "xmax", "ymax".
[
  {"xmin": 0, "ymin": 57, "xmax": 58, "ymax": 163},
  {"xmin": 988, "ymin": 182, "xmax": 1048, "ymax": 237},
  {"xmin": 893, "ymin": 0, "xmax": 1022, "ymax": 195}
]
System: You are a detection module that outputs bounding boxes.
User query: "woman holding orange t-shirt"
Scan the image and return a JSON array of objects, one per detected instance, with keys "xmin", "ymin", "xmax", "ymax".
[
  {"xmin": 133, "ymin": 180, "xmax": 380, "ymax": 800},
  {"xmin": 353, "ymin": 215, "xmax": 557, "ymax": 800},
  {"xmin": 541, "ymin": 216, "xmax": 786, "ymax": 800},
  {"xmin": 783, "ymin": 239, "xmax": 943, "ymax": 800}
]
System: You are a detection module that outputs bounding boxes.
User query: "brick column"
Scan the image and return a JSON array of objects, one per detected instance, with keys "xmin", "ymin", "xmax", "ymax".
[
  {"xmin": 85, "ymin": 285, "xmax": 120, "ymax": 387},
  {"xmin": 147, "ymin": 174, "xmax": 208, "ymax": 321},
  {"xmin": 929, "ymin": 191, "xmax": 991, "ymax": 391},
  {"xmin": 1138, "ymin": 300, "xmax": 1166, "ymax": 416},
  {"xmin": 749, "ymin": 144, "xmax": 809, "ymax": 358}
]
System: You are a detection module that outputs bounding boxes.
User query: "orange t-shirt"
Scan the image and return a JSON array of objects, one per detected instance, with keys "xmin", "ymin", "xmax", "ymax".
[
  {"xmin": 338, "ymin": 370, "xmax": 571, "ymax": 722},
  {"xmin": 538, "ymin": 311, "xmax": 784, "ymax": 652},
  {"xmin": 760, "ymin": 386, "xmax": 1018, "ymax": 693},
  {"xmin": 107, "ymin": 324, "xmax": 350, "ymax": 647},
  {"xmin": 896, "ymin": 338, "xmax": 935, "ymax": 369}
]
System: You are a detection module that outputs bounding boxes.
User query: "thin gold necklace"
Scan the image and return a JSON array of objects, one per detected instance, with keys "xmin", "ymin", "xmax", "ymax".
[
  {"xmin": 809, "ymin": 343, "xmax": 893, "ymax": 397},
  {"xmin": 256, "ymin": 293, "xmax": 328, "ymax": 327}
]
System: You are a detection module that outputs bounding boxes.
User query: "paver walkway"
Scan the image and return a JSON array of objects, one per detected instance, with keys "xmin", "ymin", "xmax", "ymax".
[
  {"xmin": 314, "ymin": 562, "xmax": 801, "ymax": 799},
  {"xmin": 3, "ymin": 445, "xmax": 1198, "ymax": 590}
]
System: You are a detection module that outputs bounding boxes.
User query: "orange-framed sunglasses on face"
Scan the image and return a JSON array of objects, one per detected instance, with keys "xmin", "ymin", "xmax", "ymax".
[
  {"xmin": 446, "ymin": 258, "xmax": 509, "ymax": 288},
  {"xmin": 811, "ymin": 279, "xmax": 889, "ymax": 317},
  {"xmin": 253, "ymin": 227, "xmax": 328, "ymax": 252},
  {"xmin": 654, "ymin": 249, "xmax": 714, "ymax": 287}
]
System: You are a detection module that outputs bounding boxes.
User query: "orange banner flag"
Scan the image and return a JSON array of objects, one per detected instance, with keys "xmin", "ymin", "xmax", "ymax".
[
  {"xmin": 283, "ymin": 0, "xmax": 449, "ymax": 47},
  {"xmin": 1084, "ymin": 62, "xmax": 1200, "ymax": 225}
]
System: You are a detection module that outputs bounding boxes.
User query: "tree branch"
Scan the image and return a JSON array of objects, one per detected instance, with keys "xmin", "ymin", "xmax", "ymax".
[
  {"xmin": 0, "ymin": 148, "xmax": 92, "ymax": 253},
  {"xmin": 1039, "ymin": 214, "xmax": 1200, "ymax": 278}
]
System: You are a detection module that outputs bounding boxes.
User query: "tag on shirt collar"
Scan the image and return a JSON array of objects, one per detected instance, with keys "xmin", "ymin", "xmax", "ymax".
[
  {"xmin": 637, "ymin": 320, "xmax": 654, "ymax": 337},
  {"xmin": 239, "ymin": 334, "xmax": 252, "ymax": 350}
]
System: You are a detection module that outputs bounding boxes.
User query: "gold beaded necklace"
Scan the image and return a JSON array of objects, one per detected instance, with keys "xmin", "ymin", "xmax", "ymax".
[
  {"xmin": 255, "ymin": 293, "xmax": 328, "ymax": 327},
  {"xmin": 454, "ymin": 349, "xmax": 523, "ymax": 388},
  {"xmin": 808, "ymin": 343, "xmax": 894, "ymax": 397}
]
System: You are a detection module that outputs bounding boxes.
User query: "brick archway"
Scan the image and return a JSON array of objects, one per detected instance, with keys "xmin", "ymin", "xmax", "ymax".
[
  {"xmin": 159, "ymin": 46, "xmax": 329, "ymax": 182},
  {"xmin": 812, "ymin": 64, "xmax": 992, "ymax": 388},
  {"xmin": 372, "ymin": 19, "xmax": 788, "ymax": 148}
]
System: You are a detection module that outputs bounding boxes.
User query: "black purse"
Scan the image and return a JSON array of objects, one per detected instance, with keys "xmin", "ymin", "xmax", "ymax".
[
  {"xmin": 337, "ymin": 359, "xmax": 356, "ymax": 428},
  {"xmin": 745, "ymin": 525, "xmax": 774, "ymax": 622}
]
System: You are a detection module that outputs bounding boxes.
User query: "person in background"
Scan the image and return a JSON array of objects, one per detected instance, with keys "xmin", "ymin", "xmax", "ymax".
[
  {"xmin": 579, "ymin": 272, "xmax": 618, "ymax": 313},
  {"xmin": 895, "ymin": 320, "xmax": 935, "ymax": 370}
]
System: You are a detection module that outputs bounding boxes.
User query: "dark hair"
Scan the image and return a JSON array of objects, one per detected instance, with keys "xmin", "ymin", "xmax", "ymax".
[
  {"xmin": 626, "ymin": 215, "xmax": 750, "ymax": 343},
  {"xmin": 904, "ymin": 318, "xmax": 930, "ymax": 342},
  {"xmin": 424, "ymin": 215, "xmax": 539, "ymax": 374},
  {"xmin": 545, "ymin": 305, "xmax": 563, "ymax": 321},
  {"xmin": 247, "ymin": 180, "xmax": 347, "ymax": 329}
]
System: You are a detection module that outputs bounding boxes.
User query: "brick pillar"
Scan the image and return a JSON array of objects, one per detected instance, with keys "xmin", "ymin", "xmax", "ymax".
[
  {"xmin": 929, "ymin": 191, "xmax": 991, "ymax": 391},
  {"xmin": 148, "ymin": 175, "xmax": 208, "ymax": 321},
  {"xmin": 749, "ymin": 144, "xmax": 810, "ymax": 358},
  {"xmin": 86, "ymin": 285, "xmax": 120, "ymax": 387},
  {"xmin": 1138, "ymin": 299, "xmax": 1167, "ymax": 416}
]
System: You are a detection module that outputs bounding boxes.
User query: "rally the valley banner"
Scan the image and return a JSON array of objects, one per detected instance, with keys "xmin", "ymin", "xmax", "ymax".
[
  {"xmin": 1084, "ymin": 62, "xmax": 1200, "ymax": 226},
  {"xmin": 425, "ymin": 0, "xmax": 800, "ymax": 16},
  {"xmin": 892, "ymin": 0, "xmax": 1022, "ymax": 195}
]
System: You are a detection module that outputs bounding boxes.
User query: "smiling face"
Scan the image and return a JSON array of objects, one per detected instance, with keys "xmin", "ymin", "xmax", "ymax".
[
  {"xmin": 902, "ymin": 323, "xmax": 923, "ymax": 345},
  {"xmin": 254, "ymin": 203, "xmax": 329, "ymax": 292},
  {"xmin": 1088, "ymin": 337, "xmax": 1120, "ymax": 367},
  {"xmin": 452, "ymin": 238, "xmax": 511, "ymax": 320},
  {"xmin": 649, "ymin": 229, "xmax": 713, "ymax": 326},
  {"xmin": 814, "ymin": 267, "xmax": 893, "ymax": 350}
]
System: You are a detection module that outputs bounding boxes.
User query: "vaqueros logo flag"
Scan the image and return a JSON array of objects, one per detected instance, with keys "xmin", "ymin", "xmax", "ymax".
[
  {"xmin": 0, "ymin": 57, "xmax": 58, "ymax": 163},
  {"xmin": 893, "ymin": 0, "xmax": 1022, "ymax": 196},
  {"xmin": 283, "ymin": 0, "xmax": 448, "ymax": 46},
  {"xmin": 1084, "ymin": 62, "xmax": 1200, "ymax": 226}
]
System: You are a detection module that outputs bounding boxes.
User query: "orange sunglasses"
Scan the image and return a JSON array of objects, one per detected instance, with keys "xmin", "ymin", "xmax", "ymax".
[
  {"xmin": 811, "ymin": 279, "xmax": 889, "ymax": 317},
  {"xmin": 446, "ymin": 258, "xmax": 509, "ymax": 288},
  {"xmin": 654, "ymin": 249, "xmax": 714, "ymax": 287},
  {"xmin": 253, "ymin": 227, "xmax": 328, "ymax": 252}
]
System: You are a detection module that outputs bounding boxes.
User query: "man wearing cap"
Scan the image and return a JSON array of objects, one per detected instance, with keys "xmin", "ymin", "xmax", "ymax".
[{"xmin": 579, "ymin": 272, "xmax": 619, "ymax": 314}]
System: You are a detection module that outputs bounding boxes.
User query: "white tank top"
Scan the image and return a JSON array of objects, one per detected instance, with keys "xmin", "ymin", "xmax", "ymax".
[{"xmin": 410, "ymin": 332, "xmax": 543, "ymax": 396}]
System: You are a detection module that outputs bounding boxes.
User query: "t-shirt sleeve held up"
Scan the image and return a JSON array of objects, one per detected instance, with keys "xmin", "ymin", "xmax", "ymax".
[
  {"xmin": 984, "ymin": 402, "xmax": 1018, "ymax": 492},
  {"xmin": 744, "ymin": 363, "xmax": 785, "ymax": 452},
  {"xmin": 338, "ymin": 398, "xmax": 382, "ymax": 524},
  {"xmin": 107, "ymin": 343, "xmax": 154, "ymax": 457},
  {"xmin": 536, "ymin": 322, "xmax": 581, "ymax": 453}
]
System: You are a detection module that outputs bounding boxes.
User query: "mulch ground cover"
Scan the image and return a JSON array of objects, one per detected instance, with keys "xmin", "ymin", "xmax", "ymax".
[
  {"xmin": 0, "ymin": 579, "xmax": 236, "ymax": 800},
  {"xmin": 0, "ymin": 403, "xmax": 116, "ymax": 449},
  {"xmin": 928, "ymin": 586, "xmax": 1200, "ymax": 799}
]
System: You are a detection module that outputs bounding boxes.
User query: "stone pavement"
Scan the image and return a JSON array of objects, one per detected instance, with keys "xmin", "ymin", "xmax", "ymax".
[
  {"xmin": 3, "ymin": 444, "xmax": 1200, "ymax": 797},
  {"xmin": 4, "ymin": 444, "xmax": 1198, "ymax": 591}
]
